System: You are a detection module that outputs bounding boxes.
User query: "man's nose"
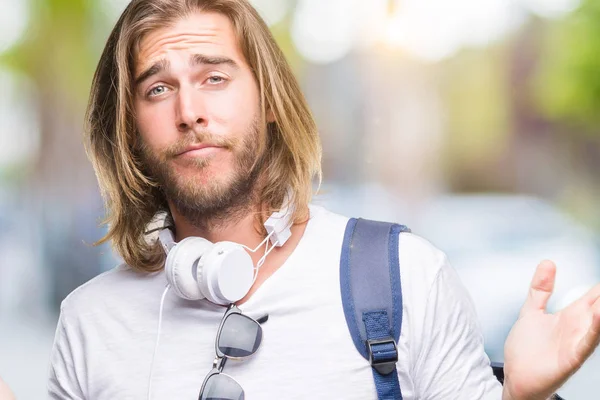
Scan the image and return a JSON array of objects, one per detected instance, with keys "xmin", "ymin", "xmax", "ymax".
[{"xmin": 175, "ymin": 86, "xmax": 207, "ymax": 132}]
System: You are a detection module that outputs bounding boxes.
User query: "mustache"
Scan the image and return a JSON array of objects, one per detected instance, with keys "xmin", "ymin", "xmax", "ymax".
[{"xmin": 163, "ymin": 131, "xmax": 237, "ymax": 159}]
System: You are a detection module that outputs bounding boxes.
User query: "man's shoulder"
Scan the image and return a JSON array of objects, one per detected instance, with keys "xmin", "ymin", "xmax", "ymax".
[
  {"xmin": 398, "ymin": 231, "xmax": 448, "ymax": 287},
  {"xmin": 308, "ymin": 203, "xmax": 349, "ymax": 224},
  {"xmin": 313, "ymin": 204, "xmax": 447, "ymax": 263},
  {"xmin": 59, "ymin": 263, "xmax": 162, "ymax": 321},
  {"xmin": 314, "ymin": 204, "xmax": 447, "ymax": 285},
  {"xmin": 399, "ymin": 231, "xmax": 447, "ymax": 267}
]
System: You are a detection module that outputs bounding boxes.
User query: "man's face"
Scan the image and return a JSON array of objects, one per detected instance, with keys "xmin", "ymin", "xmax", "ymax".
[{"xmin": 133, "ymin": 11, "xmax": 264, "ymax": 217}]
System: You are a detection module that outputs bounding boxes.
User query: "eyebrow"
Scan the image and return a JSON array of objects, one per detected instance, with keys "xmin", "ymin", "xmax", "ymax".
[
  {"xmin": 134, "ymin": 54, "xmax": 239, "ymax": 87},
  {"xmin": 191, "ymin": 54, "xmax": 238, "ymax": 70}
]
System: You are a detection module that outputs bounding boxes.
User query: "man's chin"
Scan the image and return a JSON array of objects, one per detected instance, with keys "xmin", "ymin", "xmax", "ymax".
[
  {"xmin": 166, "ymin": 178, "xmax": 252, "ymax": 221},
  {"xmin": 169, "ymin": 156, "xmax": 210, "ymax": 171},
  {"xmin": 169, "ymin": 172, "xmax": 229, "ymax": 196}
]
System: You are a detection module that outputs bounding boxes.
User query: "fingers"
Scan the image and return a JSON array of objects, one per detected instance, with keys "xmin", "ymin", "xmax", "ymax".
[
  {"xmin": 581, "ymin": 284, "xmax": 600, "ymax": 307},
  {"xmin": 520, "ymin": 260, "xmax": 556, "ymax": 317},
  {"xmin": 576, "ymin": 297, "xmax": 600, "ymax": 363}
]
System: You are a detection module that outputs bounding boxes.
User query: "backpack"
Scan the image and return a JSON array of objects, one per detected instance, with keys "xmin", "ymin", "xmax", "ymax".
[{"xmin": 339, "ymin": 218, "xmax": 564, "ymax": 400}]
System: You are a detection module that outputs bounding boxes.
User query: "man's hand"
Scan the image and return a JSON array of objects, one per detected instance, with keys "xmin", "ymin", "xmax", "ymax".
[
  {"xmin": 502, "ymin": 260, "xmax": 600, "ymax": 400},
  {"xmin": 0, "ymin": 377, "xmax": 15, "ymax": 400}
]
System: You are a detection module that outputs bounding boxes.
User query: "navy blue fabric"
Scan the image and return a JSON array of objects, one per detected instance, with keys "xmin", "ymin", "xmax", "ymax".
[
  {"xmin": 371, "ymin": 359, "xmax": 403, "ymax": 400},
  {"xmin": 389, "ymin": 225, "xmax": 406, "ymax": 342},
  {"xmin": 350, "ymin": 219, "xmax": 394, "ymax": 351},
  {"xmin": 363, "ymin": 311, "xmax": 392, "ymax": 341},
  {"xmin": 364, "ymin": 311, "xmax": 403, "ymax": 400},
  {"xmin": 340, "ymin": 218, "xmax": 363, "ymax": 356},
  {"xmin": 340, "ymin": 218, "xmax": 410, "ymax": 400}
]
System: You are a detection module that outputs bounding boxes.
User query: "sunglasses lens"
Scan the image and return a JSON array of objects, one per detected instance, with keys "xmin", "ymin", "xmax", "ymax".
[
  {"xmin": 218, "ymin": 313, "xmax": 262, "ymax": 358},
  {"xmin": 200, "ymin": 373, "xmax": 244, "ymax": 400}
]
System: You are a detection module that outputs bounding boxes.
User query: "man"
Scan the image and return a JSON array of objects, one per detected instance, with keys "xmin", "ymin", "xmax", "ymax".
[
  {"xmin": 0, "ymin": 377, "xmax": 15, "ymax": 400},
  {"xmin": 48, "ymin": 0, "xmax": 600, "ymax": 399}
]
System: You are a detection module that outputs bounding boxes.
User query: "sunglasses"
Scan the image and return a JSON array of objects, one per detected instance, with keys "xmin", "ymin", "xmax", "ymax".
[{"xmin": 198, "ymin": 304, "xmax": 265, "ymax": 400}]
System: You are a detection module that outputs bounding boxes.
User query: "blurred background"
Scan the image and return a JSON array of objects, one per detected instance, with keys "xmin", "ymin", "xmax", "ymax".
[{"xmin": 1, "ymin": 0, "xmax": 599, "ymax": 398}]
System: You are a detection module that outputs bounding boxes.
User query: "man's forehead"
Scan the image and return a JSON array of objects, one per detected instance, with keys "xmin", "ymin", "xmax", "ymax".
[{"xmin": 134, "ymin": 11, "xmax": 242, "ymax": 72}]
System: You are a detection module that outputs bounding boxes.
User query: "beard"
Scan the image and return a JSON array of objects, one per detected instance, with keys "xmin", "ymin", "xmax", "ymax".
[{"xmin": 139, "ymin": 118, "xmax": 265, "ymax": 229}]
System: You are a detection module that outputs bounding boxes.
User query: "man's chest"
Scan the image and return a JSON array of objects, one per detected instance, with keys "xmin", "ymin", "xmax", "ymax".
[{"xmin": 83, "ymin": 297, "xmax": 380, "ymax": 399}]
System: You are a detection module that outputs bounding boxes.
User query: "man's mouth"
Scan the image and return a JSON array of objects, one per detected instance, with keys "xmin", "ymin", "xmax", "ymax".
[{"xmin": 176, "ymin": 144, "xmax": 224, "ymax": 157}]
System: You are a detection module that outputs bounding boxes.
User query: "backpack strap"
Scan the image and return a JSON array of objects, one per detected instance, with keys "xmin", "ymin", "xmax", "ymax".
[{"xmin": 340, "ymin": 218, "xmax": 410, "ymax": 400}]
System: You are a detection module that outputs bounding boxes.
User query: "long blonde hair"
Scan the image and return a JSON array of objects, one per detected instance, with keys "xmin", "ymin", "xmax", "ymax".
[{"xmin": 85, "ymin": 0, "xmax": 322, "ymax": 273}]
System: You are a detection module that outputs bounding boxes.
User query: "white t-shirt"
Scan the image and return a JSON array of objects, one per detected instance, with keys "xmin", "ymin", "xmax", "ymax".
[{"xmin": 48, "ymin": 205, "xmax": 503, "ymax": 399}]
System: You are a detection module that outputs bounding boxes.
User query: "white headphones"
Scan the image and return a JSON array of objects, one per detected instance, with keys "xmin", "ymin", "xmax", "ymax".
[{"xmin": 158, "ymin": 204, "xmax": 293, "ymax": 305}]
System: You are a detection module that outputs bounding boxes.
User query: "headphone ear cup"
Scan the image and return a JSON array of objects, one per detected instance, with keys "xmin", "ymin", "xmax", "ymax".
[
  {"xmin": 165, "ymin": 237, "xmax": 213, "ymax": 300},
  {"xmin": 198, "ymin": 241, "xmax": 255, "ymax": 305}
]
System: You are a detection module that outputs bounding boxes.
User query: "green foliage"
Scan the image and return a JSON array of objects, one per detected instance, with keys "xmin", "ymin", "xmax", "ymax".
[
  {"xmin": 440, "ymin": 45, "xmax": 513, "ymax": 166},
  {"xmin": 535, "ymin": 0, "xmax": 600, "ymax": 132},
  {"xmin": 0, "ymin": 0, "xmax": 103, "ymax": 105}
]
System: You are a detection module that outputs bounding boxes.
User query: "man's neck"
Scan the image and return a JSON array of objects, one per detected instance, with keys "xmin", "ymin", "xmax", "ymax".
[
  {"xmin": 171, "ymin": 204, "xmax": 263, "ymax": 250},
  {"xmin": 167, "ymin": 201, "xmax": 309, "ymax": 306}
]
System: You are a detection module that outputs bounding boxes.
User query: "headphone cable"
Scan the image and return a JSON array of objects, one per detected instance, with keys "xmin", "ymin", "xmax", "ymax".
[{"xmin": 147, "ymin": 284, "xmax": 171, "ymax": 400}]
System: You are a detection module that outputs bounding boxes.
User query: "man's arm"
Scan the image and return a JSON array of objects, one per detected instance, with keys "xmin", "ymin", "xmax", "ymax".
[
  {"xmin": 48, "ymin": 309, "xmax": 86, "ymax": 399},
  {"xmin": 411, "ymin": 254, "xmax": 502, "ymax": 399}
]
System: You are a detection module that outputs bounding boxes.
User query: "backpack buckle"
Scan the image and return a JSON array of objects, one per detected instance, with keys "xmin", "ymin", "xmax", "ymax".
[{"xmin": 366, "ymin": 337, "xmax": 398, "ymax": 375}]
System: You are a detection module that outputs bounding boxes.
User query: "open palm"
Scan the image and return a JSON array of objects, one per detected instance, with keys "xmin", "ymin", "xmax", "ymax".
[{"xmin": 503, "ymin": 261, "xmax": 600, "ymax": 400}]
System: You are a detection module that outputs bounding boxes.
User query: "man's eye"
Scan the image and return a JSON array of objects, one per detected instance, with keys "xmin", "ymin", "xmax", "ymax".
[
  {"xmin": 207, "ymin": 76, "xmax": 226, "ymax": 85},
  {"xmin": 148, "ymin": 85, "xmax": 167, "ymax": 97}
]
